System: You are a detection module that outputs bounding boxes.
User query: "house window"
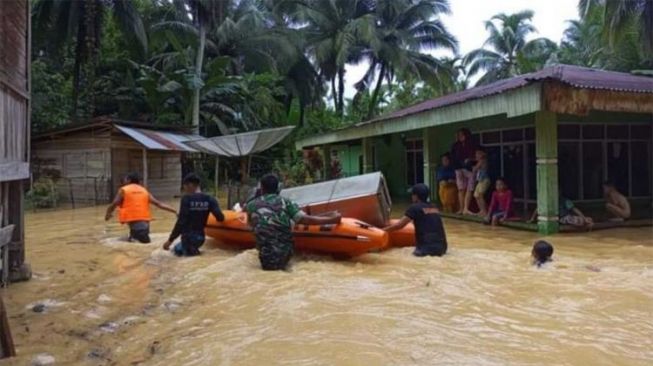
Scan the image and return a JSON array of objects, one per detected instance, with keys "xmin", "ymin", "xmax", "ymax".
[
  {"xmin": 558, "ymin": 123, "xmax": 651, "ymax": 199},
  {"xmin": 406, "ymin": 139, "xmax": 424, "ymax": 186}
]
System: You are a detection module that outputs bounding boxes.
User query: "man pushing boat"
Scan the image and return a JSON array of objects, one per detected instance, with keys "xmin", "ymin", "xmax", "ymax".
[
  {"xmin": 246, "ymin": 174, "xmax": 342, "ymax": 271},
  {"xmin": 163, "ymin": 173, "xmax": 225, "ymax": 256},
  {"xmin": 105, "ymin": 172, "xmax": 177, "ymax": 243}
]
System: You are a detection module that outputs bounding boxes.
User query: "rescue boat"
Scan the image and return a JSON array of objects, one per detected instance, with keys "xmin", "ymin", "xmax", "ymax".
[
  {"xmin": 205, "ymin": 210, "xmax": 389, "ymax": 257},
  {"xmin": 387, "ymin": 219, "xmax": 416, "ymax": 247}
]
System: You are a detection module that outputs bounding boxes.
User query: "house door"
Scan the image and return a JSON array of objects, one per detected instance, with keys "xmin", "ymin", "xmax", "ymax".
[{"xmin": 406, "ymin": 139, "xmax": 424, "ymax": 186}]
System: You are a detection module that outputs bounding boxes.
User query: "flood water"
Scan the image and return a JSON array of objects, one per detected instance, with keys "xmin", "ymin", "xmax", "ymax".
[{"xmin": 2, "ymin": 202, "xmax": 652, "ymax": 365}]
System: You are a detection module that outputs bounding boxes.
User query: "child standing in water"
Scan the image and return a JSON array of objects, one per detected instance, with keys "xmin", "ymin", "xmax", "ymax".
[
  {"xmin": 436, "ymin": 153, "xmax": 458, "ymax": 213},
  {"xmin": 532, "ymin": 240, "xmax": 553, "ymax": 267},
  {"xmin": 384, "ymin": 183, "xmax": 448, "ymax": 257},
  {"xmin": 473, "ymin": 149, "xmax": 490, "ymax": 216}
]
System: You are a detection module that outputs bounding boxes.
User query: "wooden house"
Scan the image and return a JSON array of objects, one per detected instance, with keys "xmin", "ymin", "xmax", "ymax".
[
  {"xmin": 0, "ymin": 0, "xmax": 31, "ymax": 283},
  {"xmin": 31, "ymin": 119, "xmax": 201, "ymax": 203}
]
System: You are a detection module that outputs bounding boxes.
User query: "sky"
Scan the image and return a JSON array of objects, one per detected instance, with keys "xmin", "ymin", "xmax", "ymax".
[{"xmin": 344, "ymin": 0, "xmax": 580, "ymax": 98}]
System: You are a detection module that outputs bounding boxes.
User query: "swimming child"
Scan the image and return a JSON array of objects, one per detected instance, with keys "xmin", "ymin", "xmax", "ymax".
[
  {"xmin": 384, "ymin": 183, "xmax": 448, "ymax": 257},
  {"xmin": 162, "ymin": 173, "xmax": 225, "ymax": 256},
  {"xmin": 484, "ymin": 177, "xmax": 513, "ymax": 226},
  {"xmin": 472, "ymin": 149, "xmax": 490, "ymax": 216},
  {"xmin": 532, "ymin": 240, "xmax": 553, "ymax": 267},
  {"xmin": 436, "ymin": 153, "xmax": 458, "ymax": 213}
]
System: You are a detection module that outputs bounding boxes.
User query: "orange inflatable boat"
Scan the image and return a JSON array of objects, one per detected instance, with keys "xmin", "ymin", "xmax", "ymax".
[
  {"xmin": 205, "ymin": 210, "xmax": 389, "ymax": 257},
  {"xmin": 387, "ymin": 219, "xmax": 416, "ymax": 247}
]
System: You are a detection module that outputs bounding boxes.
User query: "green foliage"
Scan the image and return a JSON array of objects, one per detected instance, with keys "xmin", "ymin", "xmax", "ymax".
[
  {"xmin": 31, "ymin": 60, "xmax": 73, "ymax": 133},
  {"xmin": 557, "ymin": 2, "xmax": 652, "ymax": 71},
  {"xmin": 26, "ymin": 177, "xmax": 59, "ymax": 209},
  {"xmin": 463, "ymin": 10, "xmax": 558, "ymax": 86}
]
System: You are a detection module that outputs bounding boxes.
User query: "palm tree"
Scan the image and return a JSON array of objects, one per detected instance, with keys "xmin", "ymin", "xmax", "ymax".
[
  {"xmin": 355, "ymin": 0, "xmax": 458, "ymax": 119},
  {"xmin": 557, "ymin": 3, "xmax": 650, "ymax": 72},
  {"xmin": 463, "ymin": 10, "xmax": 557, "ymax": 85},
  {"xmin": 32, "ymin": 0, "xmax": 147, "ymax": 120},
  {"xmin": 579, "ymin": 0, "xmax": 653, "ymax": 57},
  {"xmin": 301, "ymin": 0, "xmax": 376, "ymax": 116}
]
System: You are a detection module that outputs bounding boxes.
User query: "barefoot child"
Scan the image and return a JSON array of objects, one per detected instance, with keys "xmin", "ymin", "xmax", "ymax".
[
  {"xmin": 603, "ymin": 181, "xmax": 631, "ymax": 221},
  {"xmin": 472, "ymin": 149, "xmax": 490, "ymax": 216},
  {"xmin": 484, "ymin": 177, "xmax": 513, "ymax": 226},
  {"xmin": 436, "ymin": 153, "xmax": 458, "ymax": 213}
]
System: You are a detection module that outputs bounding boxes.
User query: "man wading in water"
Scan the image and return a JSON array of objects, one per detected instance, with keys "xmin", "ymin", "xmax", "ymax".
[
  {"xmin": 384, "ymin": 183, "xmax": 448, "ymax": 257},
  {"xmin": 163, "ymin": 173, "xmax": 225, "ymax": 256},
  {"xmin": 246, "ymin": 174, "xmax": 342, "ymax": 270},
  {"xmin": 105, "ymin": 172, "xmax": 177, "ymax": 243}
]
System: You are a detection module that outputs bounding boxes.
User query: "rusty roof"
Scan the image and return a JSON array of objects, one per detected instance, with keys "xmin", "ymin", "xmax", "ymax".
[
  {"xmin": 358, "ymin": 64, "xmax": 653, "ymax": 127},
  {"xmin": 33, "ymin": 118, "xmax": 201, "ymax": 152}
]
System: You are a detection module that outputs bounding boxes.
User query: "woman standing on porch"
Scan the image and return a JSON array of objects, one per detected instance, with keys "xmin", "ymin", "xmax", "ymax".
[{"xmin": 451, "ymin": 128, "xmax": 478, "ymax": 215}]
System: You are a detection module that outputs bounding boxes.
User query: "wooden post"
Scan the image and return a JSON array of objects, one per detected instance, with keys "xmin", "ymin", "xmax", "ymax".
[
  {"xmin": 362, "ymin": 138, "xmax": 374, "ymax": 174},
  {"xmin": 142, "ymin": 149, "xmax": 148, "ymax": 188},
  {"xmin": 214, "ymin": 156, "xmax": 219, "ymax": 197},
  {"xmin": 0, "ymin": 225, "xmax": 14, "ymax": 286},
  {"xmin": 323, "ymin": 145, "xmax": 331, "ymax": 180},
  {"xmin": 0, "ymin": 295, "xmax": 15, "ymax": 358},
  {"xmin": 535, "ymin": 111, "xmax": 559, "ymax": 235},
  {"xmin": 422, "ymin": 127, "xmax": 438, "ymax": 202}
]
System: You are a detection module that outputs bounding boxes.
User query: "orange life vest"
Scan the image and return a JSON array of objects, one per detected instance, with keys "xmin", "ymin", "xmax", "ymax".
[{"xmin": 118, "ymin": 184, "xmax": 152, "ymax": 223}]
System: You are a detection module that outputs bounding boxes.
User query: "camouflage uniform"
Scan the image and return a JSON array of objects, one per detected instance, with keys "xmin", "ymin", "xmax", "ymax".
[{"xmin": 245, "ymin": 194, "xmax": 305, "ymax": 270}]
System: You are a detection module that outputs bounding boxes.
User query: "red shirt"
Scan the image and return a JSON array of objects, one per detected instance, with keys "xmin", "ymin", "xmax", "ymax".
[{"xmin": 488, "ymin": 189, "xmax": 513, "ymax": 217}]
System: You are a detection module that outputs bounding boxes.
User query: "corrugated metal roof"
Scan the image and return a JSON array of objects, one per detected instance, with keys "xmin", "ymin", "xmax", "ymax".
[
  {"xmin": 357, "ymin": 64, "xmax": 653, "ymax": 127},
  {"xmin": 115, "ymin": 125, "xmax": 200, "ymax": 152}
]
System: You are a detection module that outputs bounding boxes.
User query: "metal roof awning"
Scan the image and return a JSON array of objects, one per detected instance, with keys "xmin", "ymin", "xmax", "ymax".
[
  {"xmin": 185, "ymin": 126, "xmax": 295, "ymax": 157},
  {"xmin": 115, "ymin": 125, "xmax": 200, "ymax": 152}
]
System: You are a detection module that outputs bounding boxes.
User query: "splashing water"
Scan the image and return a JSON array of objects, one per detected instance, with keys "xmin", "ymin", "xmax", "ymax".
[{"xmin": 1, "ymin": 203, "xmax": 652, "ymax": 365}]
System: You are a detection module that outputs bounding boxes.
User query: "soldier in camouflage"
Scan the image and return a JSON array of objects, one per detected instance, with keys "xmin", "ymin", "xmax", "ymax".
[{"xmin": 246, "ymin": 174, "xmax": 342, "ymax": 271}]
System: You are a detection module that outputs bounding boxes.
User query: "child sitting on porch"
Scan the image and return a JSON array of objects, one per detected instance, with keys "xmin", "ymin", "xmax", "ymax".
[
  {"xmin": 436, "ymin": 153, "xmax": 458, "ymax": 213},
  {"xmin": 472, "ymin": 149, "xmax": 490, "ymax": 216},
  {"xmin": 603, "ymin": 181, "xmax": 631, "ymax": 221},
  {"xmin": 484, "ymin": 177, "xmax": 514, "ymax": 226},
  {"xmin": 528, "ymin": 197, "xmax": 593, "ymax": 230}
]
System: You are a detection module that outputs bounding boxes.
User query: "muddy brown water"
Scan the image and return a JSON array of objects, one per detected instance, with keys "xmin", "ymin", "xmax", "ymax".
[{"xmin": 1, "ymin": 203, "xmax": 652, "ymax": 365}]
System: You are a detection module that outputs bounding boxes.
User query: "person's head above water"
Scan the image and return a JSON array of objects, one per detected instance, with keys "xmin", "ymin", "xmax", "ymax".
[
  {"xmin": 410, "ymin": 183, "xmax": 430, "ymax": 203},
  {"xmin": 532, "ymin": 240, "xmax": 554, "ymax": 266},
  {"xmin": 260, "ymin": 174, "xmax": 280, "ymax": 195},
  {"xmin": 182, "ymin": 173, "xmax": 201, "ymax": 193},
  {"xmin": 124, "ymin": 172, "xmax": 141, "ymax": 185}
]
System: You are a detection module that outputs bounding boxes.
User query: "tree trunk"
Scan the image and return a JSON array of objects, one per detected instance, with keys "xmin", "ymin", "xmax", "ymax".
[
  {"xmin": 337, "ymin": 68, "xmax": 345, "ymax": 117},
  {"xmin": 71, "ymin": 36, "xmax": 85, "ymax": 122},
  {"xmin": 367, "ymin": 63, "xmax": 386, "ymax": 120},
  {"xmin": 331, "ymin": 76, "xmax": 338, "ymax": 112},
  {"xmin": 299, "ymin": 103, "xmax": 305, "ymax": 127},
  {"xmin": 192, "ymin": 23, "xmax": 207, "ymax": 135}
]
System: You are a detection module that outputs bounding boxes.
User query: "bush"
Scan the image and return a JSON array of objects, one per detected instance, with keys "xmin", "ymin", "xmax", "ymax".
[{"xmin": 27, "ymin": 177, "xmax": 58, "ymax": 208}]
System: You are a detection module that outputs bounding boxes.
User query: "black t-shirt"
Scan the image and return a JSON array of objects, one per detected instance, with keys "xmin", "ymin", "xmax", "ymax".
[
  {"xmin": 405, "ymin": 202, "xmax": 448, "ymax": 253},
  {"xmin": 169, "ymin": 193, "xmax": 224, "ymax": 241}
]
